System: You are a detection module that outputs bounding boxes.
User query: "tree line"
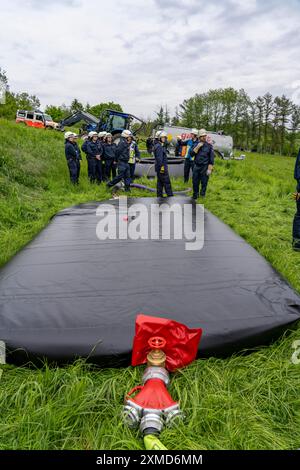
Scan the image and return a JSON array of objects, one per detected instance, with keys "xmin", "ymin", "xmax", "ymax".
[{"xmin": 175, "ymin": 88, "xmax": 300, "ymax": 157}]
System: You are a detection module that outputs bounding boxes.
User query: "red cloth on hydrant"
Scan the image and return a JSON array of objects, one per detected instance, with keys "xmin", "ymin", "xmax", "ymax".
[{"xmin": 131, "ymin": 314, "xmax": 202, "ymax": 372}]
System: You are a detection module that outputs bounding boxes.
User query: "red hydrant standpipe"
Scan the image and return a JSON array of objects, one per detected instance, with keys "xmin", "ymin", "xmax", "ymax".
[
  {"xmin": 124, "ymin": 336, "xmax": 182, "ymax": 435},
  {"xmin": 123, "ymin": 315, "xmax": 202, "ymax": 438}
]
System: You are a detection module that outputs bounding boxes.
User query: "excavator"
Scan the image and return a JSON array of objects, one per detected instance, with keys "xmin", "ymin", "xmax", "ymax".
[
  {"xmin": 57, "ymin": 109, "xmax": 145, "ymax": 141},
  {"xmin": 57, "ymin": 110, "xmax": 98, "ymax": 133}
]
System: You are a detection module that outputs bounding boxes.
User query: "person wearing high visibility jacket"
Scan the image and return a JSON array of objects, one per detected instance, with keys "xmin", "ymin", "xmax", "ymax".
[
  {"xmin": 191, "ymin": 129, "xmax": 214, "ymax": 199},
  {"xmin": 153, "ymin": 130, "xmax": 173, "ymax": 198},
  {"xmin": 127, "ymin": 135, "xmax": 140, "ymax": 181},
  {"xmin": 181, "ymin": 128, "xmax": 199, "ymax": 182}
]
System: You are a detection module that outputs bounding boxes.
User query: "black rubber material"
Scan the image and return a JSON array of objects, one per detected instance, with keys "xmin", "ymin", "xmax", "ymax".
[
  {"xmin": 130, "ymin": 183, "xmax": 191, "ymax": 194},
  {"xmin": 0, "ymin": 197, "xmax": 299, "ymax": 366}
]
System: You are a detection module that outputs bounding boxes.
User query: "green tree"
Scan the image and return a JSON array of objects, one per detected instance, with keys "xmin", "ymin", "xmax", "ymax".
[
  {"xmin": 70, "ymin": 99, "xmax": 84, "ymax": 113},
  {"xmin": 0, "ymin": 68, "xmax": 16, "ymax": 119},
  {"xmin": 232, "ymin": 89, "xmax": 251, "ymax": 150},
  {"xmin": 44, "ymin": 105, "xmax": 69, "ymax": 122},
  {"xmin": 0, "ymin": 92, "xmax": 17, "ymax": 119},
  {"xmin": 277, "ymin": 95, "xmax": 293, "ymax": 155},
  {"xmin": 272, "ymin": 97, "xmax": 281, "ymax": 154},
  {"xmin": 220, "ymin": 88, "xmax": 239, "ymax": 135},
  {"xmin": 164, "ymin": 105, "xmax": 170, "ymax": 125},
  {"xmin": 15, "ymin": 92, "xmax": 40, "ymax": 110},
  {"xmin": 180, "ymin": 95, "xmax": 205, "ymax": 128},
  {"xmin": 262, "ymin": 93, "xmax": 274, "ymax": 153},
  {"xmin": 154, "ymin": 105, "xmax": 165, "ymax": 127},
  {"xmin": 171, "ymin": 106, "xmax": 180, "ymax": 126},
  {"xmin": 0, "ymin": 67, "xmax": 9, "ymax": 102},
  {"xmin": 288, "ymin": 105, "xmax": 300, "ymax": 157},
  {"xmin": 0, "ymin": 67, "xmax": 8, "ymax": 87},
  {"xmin": 88, "ymin": 102, "xmax": 123, "ymax": 117},
  {"xmin": 208, "ymin": 89, "xmax": 222, "ymax": 131},
  {"xmin": 254, "ymin": 96, "xmax": 264, "ymax": 152}
]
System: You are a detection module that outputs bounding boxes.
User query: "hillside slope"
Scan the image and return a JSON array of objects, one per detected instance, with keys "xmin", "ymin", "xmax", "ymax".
[{"xmin": 0, "ymin": 119, "xmax": 105, "ymax": 265}]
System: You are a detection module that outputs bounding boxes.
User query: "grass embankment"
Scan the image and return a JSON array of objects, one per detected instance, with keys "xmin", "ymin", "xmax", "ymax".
[{"xmin": 0, "ymin": 119, "xmax": 300, "ymax": 450}]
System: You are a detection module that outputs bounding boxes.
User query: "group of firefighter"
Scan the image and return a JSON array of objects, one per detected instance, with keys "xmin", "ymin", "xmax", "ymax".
[{"xmin": 64, "ymin": 127, "xmax": 214, "ymax": 199}]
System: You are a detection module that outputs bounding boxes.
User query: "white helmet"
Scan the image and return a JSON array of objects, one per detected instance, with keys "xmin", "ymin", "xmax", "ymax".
[
  {"xmin": 191, "ymin": 128, "xmax": 198, "ymax": 135},
  {"xmin": 155, "ymin": 130, "xmax": 167, "ymax": 139},
  {"xmin": 88, "ymin": 131, "xmax": 97, "ymax": 138},
  {"xmin": 198, "ymin": 128, "xmax": 207, "ymax": 137},
  {"xmin": 176, "ymin": 135, "xmax": 182, "ymax": 139},
  {"xmin": 98, "ymin": 131, "xmax": 107, "ymax": 138},
  {"xmin": 121, "ymin": 129, "xmax": 132, "ymax": 138},
  {"xmin": 105, "ymin": 133, "xmax": 112, "ymax": 138},
  {"xmin": 64, "ymin": 131, "xmax": 74, "ymax": 139}
]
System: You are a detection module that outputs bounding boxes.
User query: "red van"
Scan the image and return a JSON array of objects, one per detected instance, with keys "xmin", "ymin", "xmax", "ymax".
[{"xmin": 16, "ymin": 110, "xmax": 58, "ymax": 129}]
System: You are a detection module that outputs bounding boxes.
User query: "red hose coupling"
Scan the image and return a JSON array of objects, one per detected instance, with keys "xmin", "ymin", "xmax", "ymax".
[{"xmin": 123, "ymin": 366, "xmax": 183, "ymax": 435}]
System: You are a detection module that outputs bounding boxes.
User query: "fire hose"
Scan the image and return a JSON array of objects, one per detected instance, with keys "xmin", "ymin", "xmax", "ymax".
[{"xmin": 130, "ymin": 183, "xmax": 191, "ymax": 194}]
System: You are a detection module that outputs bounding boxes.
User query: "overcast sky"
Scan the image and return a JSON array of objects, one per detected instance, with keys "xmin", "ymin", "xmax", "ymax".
[{"xmin": 1, "ymin": 0, "xmax": 300, "ymax": 118}]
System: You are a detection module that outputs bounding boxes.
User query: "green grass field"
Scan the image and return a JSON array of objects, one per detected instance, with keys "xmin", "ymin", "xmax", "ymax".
[{"xmin": 0, "ymin": 119, "xmax": 300, "ymax": 450}]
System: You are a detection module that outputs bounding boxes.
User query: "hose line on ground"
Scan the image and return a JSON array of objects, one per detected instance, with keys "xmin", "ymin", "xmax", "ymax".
[{"xmin": 144, "ymin": 435, "xmax": 167, "ymax": 450}]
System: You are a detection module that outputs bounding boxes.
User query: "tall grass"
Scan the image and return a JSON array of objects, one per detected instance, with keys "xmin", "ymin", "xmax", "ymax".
[
  {"xmin": 0, "ymin": 119, "xmax": 300, "ymax": 449},
  {"xmin": 1, "ymin": 332, "xmax": 300, "ymax": 450}
]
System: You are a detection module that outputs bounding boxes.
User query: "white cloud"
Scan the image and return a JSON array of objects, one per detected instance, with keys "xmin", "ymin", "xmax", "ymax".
[{"xmin": 0, "ymin": 0, "xmax": 300, "ymax": 118}]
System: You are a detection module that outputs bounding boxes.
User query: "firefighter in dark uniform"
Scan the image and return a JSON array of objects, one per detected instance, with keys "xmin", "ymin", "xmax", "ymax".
[
  {"xmin": 146, "ymin": 137, "xmax": 154, "ymax": 154},
  {"xmin": 64, "ymin": 131, "xmax": 81, "ymax": 184},
  {"xmin": 73, "ymin": 134, "xmax": 82, "ymax": 181},
  {"xmin": 293, "ymin": 148, "xmax": 300, "ymax": 250},
  {"xmin": 81, "ymin": 132, "xmax": 93, "ymax": 181},
  {"xmin": 153, "ymin": 130, "xmax": 173, "ymax": 198},
  {"xmin": 98, "ymin": 131, "xmax": 108, "ymax": 181},
  {"xmin": 191, "ymin": 129, "xmax": 214, "ymax": 199},
  {"xmin": 175, "ymin": 135, "xmax": 183, "ymax": 157},
  {"xmin": 107, "ymin": 129, "xmax": 132, "ymax": 192},
  {"xmin": 86, "ymin": 131, "xmax": 103, "ymax": 183},
  {"xmin": 103, "ymin": 133, "xmax": 117, "ymax": 179}
]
